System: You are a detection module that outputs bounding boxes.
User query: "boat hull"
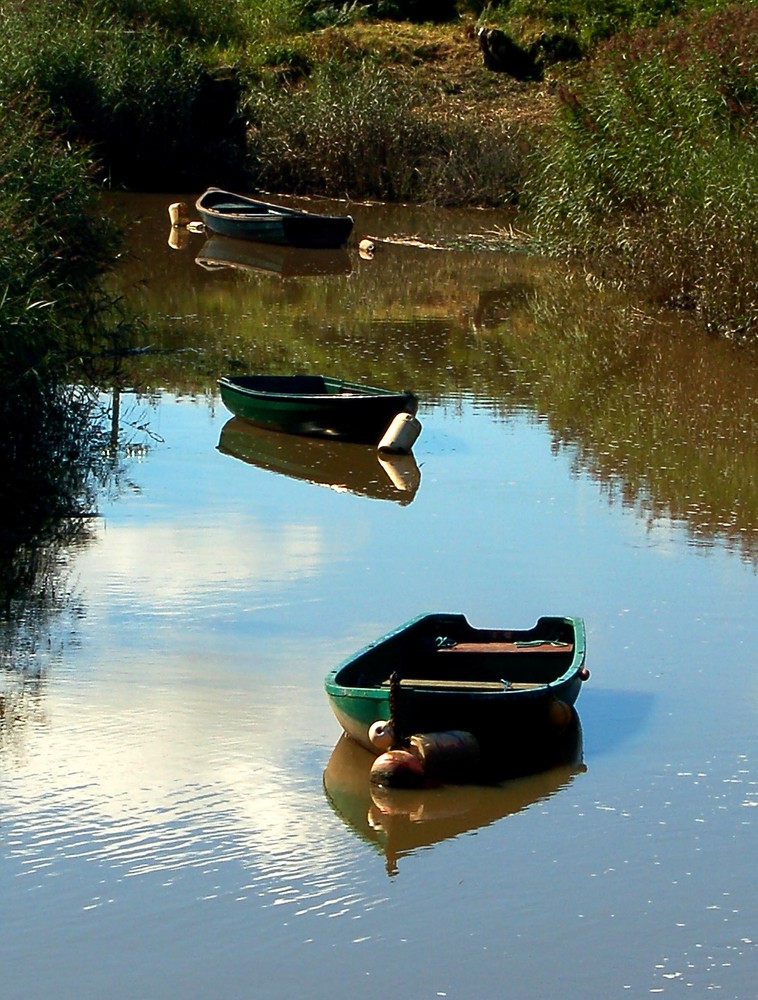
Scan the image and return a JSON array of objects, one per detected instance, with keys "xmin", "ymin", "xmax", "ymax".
[
  {"xmin": 195, "ymin": 188, "xmax": 354, "ymax": 249},
  {"xmin": 217, "ymin": 374, "xmax": 418, "ymax": 445},
  {"xmin": 325, "ymin": 613, "xmax": 588, "ymax": 760}
]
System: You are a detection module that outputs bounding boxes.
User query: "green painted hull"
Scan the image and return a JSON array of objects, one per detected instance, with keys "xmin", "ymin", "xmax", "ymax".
[
  {"xmin": 325, "ymin": 613, "xmax": 588, "ymax": 760},
  {"xmin": 217, "ymin": 374, "xmax": 418, "ymax": 445}
]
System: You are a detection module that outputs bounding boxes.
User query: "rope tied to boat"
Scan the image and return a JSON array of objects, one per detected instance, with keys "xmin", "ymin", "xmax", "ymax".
[{"xmin": 388, "ymin": 670, "xmax": 405, "ymax": 748}]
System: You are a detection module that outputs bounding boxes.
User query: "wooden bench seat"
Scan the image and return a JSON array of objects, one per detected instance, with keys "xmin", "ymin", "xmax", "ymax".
[
  {"xmin": 436, "ymin": 641, "xmax": 572, "ymax": 655},
  {"xmin": 380, "ymin": 678, "xmax": 544, "ymax": 692}
]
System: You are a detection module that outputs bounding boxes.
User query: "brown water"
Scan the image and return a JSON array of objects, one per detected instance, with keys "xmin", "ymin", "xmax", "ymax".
[{"xmin": 1, "ymin": 193, "xmax": 756, "ymax": 999}]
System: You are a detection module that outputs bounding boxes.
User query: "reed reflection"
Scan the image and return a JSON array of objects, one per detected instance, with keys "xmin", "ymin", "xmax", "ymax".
[
  {"xmin": 324, "ymin": 723, "xmax": 585, "ymax": 876},
  {"xmin": 217, "ymin": 417, "xmax": 420, "ymax": 504},
  {"xmin": 0, "ymin": 674, "xmax": 47, "ymax": 758}
]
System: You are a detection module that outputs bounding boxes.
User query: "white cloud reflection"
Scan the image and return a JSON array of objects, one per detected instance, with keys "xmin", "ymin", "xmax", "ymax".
[{"xmin": 85, "ymin": 514, "xmax": 330, "ymax": 606}]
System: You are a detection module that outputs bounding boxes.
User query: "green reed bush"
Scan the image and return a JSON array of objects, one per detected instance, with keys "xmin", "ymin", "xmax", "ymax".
[
  {"xmin": 525, "ymin": 4, "xmax": 758, "ymax": 338},
  {"xmin": 84, "ymin": 0, "xmax": 247, "ymax": 44},
  {"xmin": 473, "ymin": 0, "xmax": 688, "ymax": 45},
  {"xmin": 1, "ymin": 2, "xmax": 248, "ymax": 188},
  {"xmin": 0, "ymin": 98, "xmax": 114, "ymax": 347},
  {"xmin": 248, "ymin": 64, "xmax": 521, "ymax": 204},
  {"xmin": 0, "ymin": 90, "xmax": 119, "ymax": 554}
]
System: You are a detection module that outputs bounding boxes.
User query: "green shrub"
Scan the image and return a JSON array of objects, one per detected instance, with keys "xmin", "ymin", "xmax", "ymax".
[
  {"xmin": 473, "ymin": 0, "xmax": 686, "ymax": 46},
  {"xmin": 0, "ymin": 91, "xmax": 118, "ymax": 554},
  {"xmin": 525, "ymin": 4, "xmax": 758, "ymax": 338},
  {"xmin": 1, "ymin": 4, "xmax": 248, "ymax": 188}
]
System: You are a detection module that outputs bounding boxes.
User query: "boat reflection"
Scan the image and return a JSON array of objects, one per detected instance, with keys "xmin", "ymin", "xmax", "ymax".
[
  {"xmin": 217, "ymin": 417, "xmax": 421, "ymax": 504},
  {"xmin": 323, "ymin": 722, "xmax": 586, "ymax": 875},
  {"xmin": 195, "ymin": 235, "xmax": 352, "ymax": 278}
]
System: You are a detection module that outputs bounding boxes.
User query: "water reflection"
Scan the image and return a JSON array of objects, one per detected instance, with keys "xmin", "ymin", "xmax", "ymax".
[
  {"xmin": 194, "ymin": 235, "xmax": 352, "ymax": 278},
  {"xmin": 471, "ymin": 281, "xmax": 536, "ymax": 332},
  {"xmin": 217, "ymin": 417, "xmax": 421, "ymax": 504},
  {"xmin": 324, "ymin": 727, "xmax": 585, "ymax": 876},
  {"xmin": 107, "ymin": 193, "xmax": 758, "ymax": 569},
  {"xmin": 0, "ymin": 674, "xmax": 47, "ymax": 757}
]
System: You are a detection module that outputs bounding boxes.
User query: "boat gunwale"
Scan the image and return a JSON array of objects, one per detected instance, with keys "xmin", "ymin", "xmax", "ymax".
[
  {"xmin": 196, "ymin": 187, "xmax": 354, "ymax": 224},
  {"xmin": 218, "ymin": 375, "xmax": 418, "ymax": 407}
]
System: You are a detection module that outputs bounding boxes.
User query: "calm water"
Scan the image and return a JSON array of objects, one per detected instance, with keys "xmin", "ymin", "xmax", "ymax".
[{"xmin": 1, "ymin": 194, "xmax": 756, "ymax": 999}]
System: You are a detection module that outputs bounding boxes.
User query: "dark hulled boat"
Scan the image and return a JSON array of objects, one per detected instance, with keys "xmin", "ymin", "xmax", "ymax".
[{"xmin": 195, "ymin": 188, "xmax": 354, "ymax": 249}]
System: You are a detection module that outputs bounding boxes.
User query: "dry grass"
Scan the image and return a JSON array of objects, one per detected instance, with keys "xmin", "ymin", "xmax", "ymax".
[{"xmin": 302, "ymin": 18, "xmax": 560, "ymax": 130}]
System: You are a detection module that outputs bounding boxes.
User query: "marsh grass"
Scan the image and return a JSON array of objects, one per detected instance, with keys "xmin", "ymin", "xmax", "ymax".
[
  {"xmin": 2, "ymin": 2, "xmax": 248, "ymax": 188},
  {"xmin": 525, "ymin": 5, "xmax": 758, "ymax": 338},
  {"xmin": 249, "ymin": 64, "xmax": 523, "ymax": 204}
]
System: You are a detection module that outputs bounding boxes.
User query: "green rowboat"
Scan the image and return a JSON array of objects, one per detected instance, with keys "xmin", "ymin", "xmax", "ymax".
[
  {"xmin": 325, "ymin": 613, "xmax": 588, "ymax": 762},
  {"xmin": 217, "ymin": 374, "xmax": 418, "ymax": 445}
]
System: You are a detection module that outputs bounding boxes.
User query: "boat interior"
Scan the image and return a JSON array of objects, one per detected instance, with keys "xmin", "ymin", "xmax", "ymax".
[
  {"xmin": 201, "ymin": 190, "xmax": 301, "ymax": 217},
  {"xmin": 229, "ymin": 374, "xmax": 331, "ymax": 395},
  {"xmin": 339, "ymin": 615, "xmax": 577, "ymax": 690}
]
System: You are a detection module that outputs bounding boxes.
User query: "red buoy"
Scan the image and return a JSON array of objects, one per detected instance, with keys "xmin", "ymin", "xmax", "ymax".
[{"xmin": 370, "ymin": 749, "xmax": 427, "ymax": 788}]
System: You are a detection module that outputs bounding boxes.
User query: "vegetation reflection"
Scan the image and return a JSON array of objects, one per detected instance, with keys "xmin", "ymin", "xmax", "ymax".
[{"xmin": 107, "ymin": 222, "xmax": 758, "ymax": 566}]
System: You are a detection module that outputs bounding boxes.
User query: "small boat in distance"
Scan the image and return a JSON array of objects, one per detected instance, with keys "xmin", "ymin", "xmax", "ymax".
[
  {"xmin": 195, "ymin": 188, "xmax": 354, "ymax": 249},
  {"xmin": 325, "ymin": 613, "xmax": 589, "ymax": 769},
  {"xmin": 217, "ymin": 374, "xmax": 418, "ymax": 446}
]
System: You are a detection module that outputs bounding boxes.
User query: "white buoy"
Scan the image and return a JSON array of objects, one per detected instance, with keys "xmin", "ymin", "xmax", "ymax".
[
  {"xmin": 368, "ymin": 720, "xmax": 395, "ymax": 752},
  {"xmin": 168, "ymin": 201, "xmax": 189, "ymax": 228},
  {"xmin": 377, "ymin": 412, "xmax": 421, "ymax": 455},
  {"xmin": 377, "ymin": 453, "xmax": 421, "ymax": 493},
  {"xmin": 358, "ymin": 238, "xmax": 375, "ymax": 260}
]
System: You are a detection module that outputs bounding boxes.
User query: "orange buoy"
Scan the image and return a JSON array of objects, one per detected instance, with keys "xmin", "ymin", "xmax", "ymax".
[
  {"xmin": 370, "ymin": 749, "xmax": 426, "ymax": 788},
  {"xmin": 408, "ymin": 731, "xmax": 481, "ymax": 783}
]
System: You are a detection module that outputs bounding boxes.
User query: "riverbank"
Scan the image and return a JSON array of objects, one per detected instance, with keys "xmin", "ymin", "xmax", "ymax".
[{"xmin": 0, "ymin": 1, "xmax": 755, "ymax": 344}]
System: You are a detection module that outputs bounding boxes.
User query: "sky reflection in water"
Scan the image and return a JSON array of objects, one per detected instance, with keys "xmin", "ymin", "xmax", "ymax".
[{"xmin": 1, "ymin": 390, "xmax": 755, "ymax": 1000}]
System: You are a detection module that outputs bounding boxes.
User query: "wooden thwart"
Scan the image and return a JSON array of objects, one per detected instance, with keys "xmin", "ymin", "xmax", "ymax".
[
  {"xmin": 381, "ymin": 678, "xmax": 545, "ymax": 691},
  {"xmin": 437, "ymin": 641, "xmax": 572, "ymax": 655}
]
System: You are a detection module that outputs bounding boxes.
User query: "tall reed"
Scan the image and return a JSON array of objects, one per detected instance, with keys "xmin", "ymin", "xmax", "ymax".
[
  {"xmin": 0, "ymin": 92, "xmax": 117, "ymax": 555},
  {"xmin": 248, "ymin": 63, "xmax": 523, "ymax": 205},
  {"xmin": 1, "ymin": 1, "xmax": 248, "ymax": 188},
  {"xmin": 525, "ymin": 5, "xmax": 758, "ymax": 339}
]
